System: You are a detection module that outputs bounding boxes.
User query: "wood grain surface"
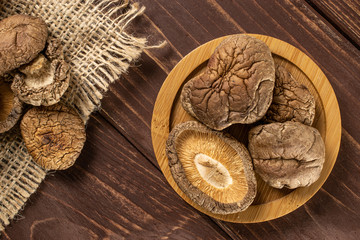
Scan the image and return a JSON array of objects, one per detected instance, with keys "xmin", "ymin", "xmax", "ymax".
[
  {"xmin": 2, "ymin": 0, "xmax": 360, "ymax": 239},
  {"xmin": 307, "ymin": 0, "xmax": 360, "ymax": 47}
]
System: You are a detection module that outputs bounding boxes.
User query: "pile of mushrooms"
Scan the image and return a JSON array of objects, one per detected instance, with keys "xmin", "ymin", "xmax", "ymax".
[
  {"xmin": 166, "ymin": 34, "xmax": 325, "ymax": 214},
  {"xmin": 0, "ymin": 14, "xmax": 85, "ymax": 170}
]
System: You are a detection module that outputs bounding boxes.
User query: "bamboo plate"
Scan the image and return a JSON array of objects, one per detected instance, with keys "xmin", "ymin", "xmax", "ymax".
[{"xmin": 151, "ymin": 34, "xmax": 341, "ymax": 223}]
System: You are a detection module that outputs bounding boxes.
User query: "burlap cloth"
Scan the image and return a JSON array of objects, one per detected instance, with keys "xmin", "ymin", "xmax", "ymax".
[{"xmin": 0, "ymin": 0, "xmax": 153, "ymax": 231}]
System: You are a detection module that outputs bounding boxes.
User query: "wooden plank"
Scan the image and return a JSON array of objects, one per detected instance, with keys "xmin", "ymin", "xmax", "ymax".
[
  {"xmin": 306, "ymin": 0, "xmax": 360, "ymax": 47},
  {"xmin": 2, "ymin": 114, "xmax": 230, "ymax": 239},
  {"xmin": 100, "ymin": 54, "xmax": 166, "ymax": 161}
]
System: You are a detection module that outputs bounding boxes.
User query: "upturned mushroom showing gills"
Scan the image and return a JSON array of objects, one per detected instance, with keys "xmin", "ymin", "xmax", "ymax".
[
  {"xmin": 181, "ymin": 34, "xmax": 275, "ymax": 130},
  {"xmin": 0, "ymin": 14, "xmax": 48, "ymax": 76},
  {"xmin": 166, "ymin": 121, "xmax": 256, "ymax": 214},
  {"xmin": 0, "ymin": 80, "xmax": 22, "ymax": 133},
  {"xmin": 11, "ymin": 37, "xmax": 70, "ymax": 106},
  {"xmin": 20, "ymin": 104, "xmax": 86, "ymax": 170}
]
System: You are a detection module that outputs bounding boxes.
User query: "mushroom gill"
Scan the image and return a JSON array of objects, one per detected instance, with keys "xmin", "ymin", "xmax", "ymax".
[{"xmin": 166, "ymin": 121, "xmax": 256, "ymax": 214}]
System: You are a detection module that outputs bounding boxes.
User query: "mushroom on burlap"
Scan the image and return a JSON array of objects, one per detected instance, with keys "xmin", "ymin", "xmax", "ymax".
[
  {"xmin": 0, "ymin": 14, "xmax": 71, "ymax": 107},
  {"xmin": 0, "ymin": 14, "xmax": 47, "ymax": 131},
  {"xmin": 0, "ymin": 14, "xmax": 48, "ymax": 76},
  {"xmin": 20, "ymin": 104, "xmax": 86, "ymax": 170},
  {"xmin": 0, "ymin": 79, "xmax": 23, "ymax": 133},
  {"xmin": 11, "ymin": 37, "xmax": 71, "ymax": 106},
  {"xmin": 248, "ymin": 121, "xmax": 325, "ymax": 189}
]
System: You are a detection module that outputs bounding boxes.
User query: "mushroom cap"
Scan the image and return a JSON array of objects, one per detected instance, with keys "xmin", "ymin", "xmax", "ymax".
[
  {"xmin": 264, "ymin": 65, "xmax": 315, "ymax": 125},
  {"xmin": 0, "ymin": 80, "xmax": 23, "ymax": 133},
  {"xmin": 11, "ymin": 38, "xmax": 70, "ymax": 106},
  {"xmin": 20, "ymin": 104, "xmax": 86, "ymax": 170},
  {"xmin": 181, "ymin": 34, "xmax": 275, "ymax": 130},
  {"xmin": 248, "ymin": 122, "xmax": 325, "ymax": 189},
  {"xmin": 0, "ymin": 14, "xmax": 48, "ymax": 76},
  {"xmin": 166, "ymin": 121, "xmax": 257, "ymax": 214}
]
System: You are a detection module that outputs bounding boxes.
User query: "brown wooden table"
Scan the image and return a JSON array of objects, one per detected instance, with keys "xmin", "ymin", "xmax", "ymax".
[{"xmin": 2, "ymin": 0, "xmax": 360, "ymax": 239}]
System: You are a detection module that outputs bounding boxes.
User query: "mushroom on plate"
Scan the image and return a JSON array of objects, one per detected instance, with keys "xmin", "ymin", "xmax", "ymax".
[
  {"xmin": 20, "ymin": 104, "xmax": 86, "ymax": 170},
  {"xmin": 0, "ymin": 14, "xmax": 48, "ymax": 76},
  {"xmin": 166, "ymin": 121, "xmax": 256, "ymax": 214},
  {"xmin": 248, "ymin": 121, "xmax": 325, "ymax": 189},
  {"xmin": 181, "ymin": 34, "xmax": 275, "ymax": 130},
  {"xmin": 264, "ymin": 65, "xmax": 316, "ymax": 125}
]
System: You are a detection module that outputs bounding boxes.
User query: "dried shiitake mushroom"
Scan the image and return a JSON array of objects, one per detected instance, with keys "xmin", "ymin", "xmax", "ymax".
[
  {"xmin": 11, "ymin": 37, "xmax": 70, "ymax": 106},
  {"xmin": 0, "ymin": 80, "xmax": 22, "ymax": 133},
  {"xmin": 20, "ymin": 104, "xmax": 86, "ymax": 170},
  {"xmin": 264, "ymin": 65, "xmax": 315, "ymax": 125},
  {"xmin": 248, "ymin": 122, "xmax": 325, "ymax": 189},
  {"xmin": 0, "ymin": 14, "xmax": 48, "ymax": 76},
  {"xmin": 181, "ymin": 34, "xmax": 275, "ymax": 130},
  {"xmin": 166, "ymin": 121, "xmax": 256, "ymax": 214}
]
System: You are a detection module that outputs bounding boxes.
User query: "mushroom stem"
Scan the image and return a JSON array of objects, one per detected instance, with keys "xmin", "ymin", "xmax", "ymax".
[
  {"xmin": 19, "ymin": 54, "xmax": 55, "ymax": 88},
  {"xmin": 19, "ymin": 54, "xmax": 50, "ymax": 78}
]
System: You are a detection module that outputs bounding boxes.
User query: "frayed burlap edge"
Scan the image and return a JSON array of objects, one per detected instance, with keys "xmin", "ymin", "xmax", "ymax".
[{"xmin": 0, "ymin": 0, "xmax": 160, "ymax": 231}]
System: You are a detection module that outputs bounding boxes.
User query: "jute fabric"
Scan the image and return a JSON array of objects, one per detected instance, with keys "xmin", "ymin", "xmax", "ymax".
[{"xmin": 0, "ymin": 0, "xmax": 150, "ymax": 230}]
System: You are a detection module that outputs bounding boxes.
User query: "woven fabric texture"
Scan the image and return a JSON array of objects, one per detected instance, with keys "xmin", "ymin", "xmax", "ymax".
[{"xmin": 0, "ymin": 0, "xmax": 148, "ymax": 231}]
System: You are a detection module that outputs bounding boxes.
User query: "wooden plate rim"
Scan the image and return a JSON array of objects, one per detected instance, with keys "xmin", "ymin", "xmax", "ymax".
[{"xmin": 151, "ymin": 34, "xmax": 341, "ymax": 223}]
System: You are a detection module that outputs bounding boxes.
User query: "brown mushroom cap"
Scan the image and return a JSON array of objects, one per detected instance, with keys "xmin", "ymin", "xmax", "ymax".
[
  {"xmin": 264, "ymin": 65, "xmax": 315, "ymax": 125},
  {"xmin": 11, "ymin": 37, "xmax": 70, "ymax": 106},
  {"xmin": 166, "ymin": 121, "xmax": 257, "ymax": 214},
  {"xmin": 20, "ymin": 104, "xmax": 86, "ymax": 170},
  {"xmin": 181, "ymin": 34, "xmax": 275, "ymax": 130},
  {"xmin": 0, "ymin": 80, "xmax": 22, "ymax": 133},
  {"xmin": 248, "ymin": 122, "xmax": 325, "ymax": 189},
  {"xmin": 0, "ymin": 14, "xmax": 48, "ymax": 76}
]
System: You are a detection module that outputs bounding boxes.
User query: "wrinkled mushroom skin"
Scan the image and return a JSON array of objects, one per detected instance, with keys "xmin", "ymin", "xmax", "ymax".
[
  {"xmin": 166, "ymin": 121, "xmax": 257, "ymax": 214},
  {"xmin": 264, "ymin": 65, "xmax": 315, "ymax": 125},
  {"xmin": 181, "ymin": 35, "xmax": 275, "ymax": 130},
  {"xmin": 45, "ymin": 37, "xmax": 64, "ymax": 60},
  {"xmin": 20, "ymin": 104, "xmax": 86, "ymax": 170},
  {"xmin": 248, "ymin": 122, "xmax": 325, "ymax": 189},
  {"xmin": 11, "ymin": 37, "xmax": 70, "ymax": 106},
  {"xmin": 0, "ymin": 15, "xmax": 48, "ymax": 76}
]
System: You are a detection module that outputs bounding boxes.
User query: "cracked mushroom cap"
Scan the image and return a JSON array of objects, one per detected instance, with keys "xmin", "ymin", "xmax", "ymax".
[
  {"xmin": 0, "ymin": 80, "xmax": 23, "ymax": 133},
  {"xmin": 166, "ymin": 121, "xmax": 256, "ymax": 214},
  {"xmin": 20, "ymin": 104, "xmax": 86, "ymax": 170},
  {"xmin": 264, "ymin": 65, "xmax": 315, "ymax": 125},
  {"xmin": 181, "ymin": 34, "xmax": 275, "ymax": 130},
  {"xmin": 248, "ymin": 122, "xmax": 325, "ymax": 189},
  {"xmin": 0, "ymin": 14, "xmax": 48, "ymax": 76},
  {"xmin": 11, "ymin": 37, "xmax": 70, "ymax": 106}
]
